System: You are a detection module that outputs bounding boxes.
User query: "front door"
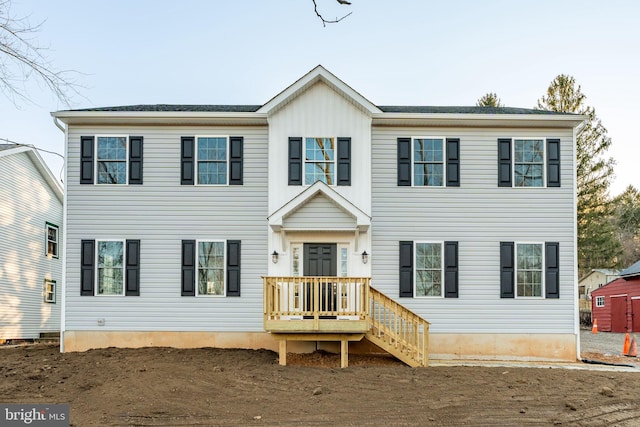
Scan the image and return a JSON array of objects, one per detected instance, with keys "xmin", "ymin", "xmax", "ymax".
[{"xmin": 303, "ymin": 244, "xmax": 337, "ymax": 316}]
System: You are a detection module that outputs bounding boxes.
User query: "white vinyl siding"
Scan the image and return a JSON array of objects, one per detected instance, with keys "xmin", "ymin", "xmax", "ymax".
[
  {"xmin": 372, "ymin": 127, "xmax": 575, "ymax": 334},
  {"xmin": 64, "ymin": 126, "xmax": 268, "ymax": 332},
  {"xmin": 0, "ymin": 150, "xmax": 62, "ymax": 339},
  {"xmin": 282, "ymin": 194, "xmax": 356, "ymax": 230}
]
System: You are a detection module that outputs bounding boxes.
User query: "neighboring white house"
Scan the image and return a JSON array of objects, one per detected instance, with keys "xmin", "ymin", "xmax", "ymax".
[
  {"xmin": 53, "ymin": 66, "xmax": 584, "ymax": 362},
  {"xmin": 578, "ymin": 269, "xmax": 620, "ymax": 300},
  {"xmin": 0, "ymin": 144, "xmax": 63, "ymax": 340}
]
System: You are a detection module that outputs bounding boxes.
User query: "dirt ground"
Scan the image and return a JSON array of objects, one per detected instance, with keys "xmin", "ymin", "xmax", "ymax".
[{"xmin": 2, "ymin": 344, "xmax": 640, "ymax": 426}]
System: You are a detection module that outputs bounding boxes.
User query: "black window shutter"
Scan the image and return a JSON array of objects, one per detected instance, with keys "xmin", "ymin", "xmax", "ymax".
[
  {"xmin": 181, "ymin": 240, "xmax": 196, "ymax": 296},
  {"xmin": 227, "ymin": 240, "xmax": 241, "ymax": 296},
  {"xmin": 399, "ymin": 241, "xmax": 413, "ymax": 297},
  {"xmin": 500, "ymin": 242, "xmax": 515, "ymax": 298},
  {"xmin": 181, "ymin": 137, "xmax": 195, "ymax": 185},
  {"xmin": 498, "ymin": 138, "xmax": 512, "ymax": 187},
  {"xmin": 288, "ymin": 137, "xmax": 302, "ymax": 185},
  {"xmin": 446, "ymin": 138, "xmax": 460, "ymax": 187},
  {"xmin": 129, "ymin": 136, "xmax": 143, "ymax": 185},
  {"xmin": 545, "ymin": 242, "xmax": 560, "ymax": 298},
  {"xmin": 125, "ymin": 240, "xmax": 140, "ymax": 296},
  {"xmin": 444, "ymin": 241, "xmax": 459, "ymax": 298},
  {"xmin": 80, "ymin": 240, "xmax": 95, "ymax": 296},
  {"xmin": 337, "ymin": 137, "xmax": 351, "ymax": 186},
  {"xmin": 547, "ymin": 139, "xmax": 561, "ymax": 187},
  {"xmin": 80, "ymin": 136, "xmax": 95, "ymax": 184},
  {"xmin": 397, "ymin": 138, "xmax": 411, "ymax": 186},
  {"xmin": 229, "ymin": 136, "xmax": 243, "ymax": 185}
]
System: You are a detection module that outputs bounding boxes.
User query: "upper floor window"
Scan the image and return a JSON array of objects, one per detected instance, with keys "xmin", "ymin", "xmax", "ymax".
[
  {"xmin": 514, "ymin": 139, "xmax": 544, "ymax": 187},
  {"xmin": 516, "ymin": 243, "xmax": 543, "ymax": 297},
  {"xmin": 397, "ymin": 137, "xmax": 460, "ymax": 187},
  {"xmin": 80, "ymin": 135, "xmax": 143, "ymax": 185},
  {"xmin": 197, "ymin": 241, "xmax": 225, "ymax": 296},
  {"xmin": 46, "ymin": 222, "xmax": 59, "ymax": 258},
  {"xmin": 305, "ymin": 137, "xmax": 335, "ymax": 185},
  {"xmin": 97, "ymin": 136, "xmax": 127, "ymax": 184},
  {"xmin": 197, "ymin": 137, "xmax": 228, "ymax": 185},
  {"xmin": 413, "ymin": 138, "xmax": 444, "ymax": 186}
]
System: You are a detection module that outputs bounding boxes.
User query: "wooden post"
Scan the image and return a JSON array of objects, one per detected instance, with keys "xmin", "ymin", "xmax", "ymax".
[
  {"xmin": 341, "ymin": 339, "xmax": 348, "ymax": 368},
  {"xmin": 279, "ymin": 339, "xmax": 287, "ymax": 366}
]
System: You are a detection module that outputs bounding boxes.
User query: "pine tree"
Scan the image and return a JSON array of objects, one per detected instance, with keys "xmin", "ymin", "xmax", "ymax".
[
  {"xmin": 613, "ymin": 185, "xmax": 640, "ymax": 267},
  {"xmin": 536, "ymin": 75, "xmax": 619, "ymax": 275},
  {"xmin": 476, "ymin": 92, "xmax": 504, "ymax": 107}
]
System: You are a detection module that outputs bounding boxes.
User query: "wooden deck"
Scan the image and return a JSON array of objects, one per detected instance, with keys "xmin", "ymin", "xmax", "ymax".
[{"xmin": 263, "ymin": 276, "xmax": 429, "ymax": 367}]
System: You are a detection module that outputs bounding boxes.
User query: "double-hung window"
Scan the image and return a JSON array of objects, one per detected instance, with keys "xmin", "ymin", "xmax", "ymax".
[
  {"xmin": 305, "ymin": 137, "xmax": 335, "ymax": 185},
  {"xmin": 516, "ymin": 243, "xmax": 544, "ymax": 297},
  {"xmin": 397, "ymin": 137, "xmax": 460, "ymax": 187},
  {"xmin": 97, "ymin": 240, "xmax": 124, "ymax": 296},
  {"xmin": 46, "ymin": 222, "xmax": 59, "ymax": 258},
  {"xmin": 514, "ymin": 139, "xmax": 544, "ymax": 187},
  {"xmin": 197, "ymin": 137, "xmax": 228, "ymax": 185},
  {"xmin": 44, "ymin": 279, "xmax": 56, "ymax": 303},
  {"xmin": 96, "ymin": 136, "xmax": 128, "ymax": 184},
  {"xmin": 498, "ymin": 138, "xmax": 560, "ymax": 187},
  {"xmin": 413, "ymin": 138, "xmax": 444, "ymax": 187},
  {"xmin": 415, "ymin": 242, "xmax": 443, "ymax": 297},
  {"xmin": 197, "ymin": 241, "xmax": 225, "ymax": 296}
]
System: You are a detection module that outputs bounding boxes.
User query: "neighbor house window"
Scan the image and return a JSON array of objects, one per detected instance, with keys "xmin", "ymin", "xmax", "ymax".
[
  {"xmin": 197, "ymin": 136, "xmax": 228, "ymax": 185},
  {"xmin": 46, "ymin": 223, "xmax": 59, "ymax": 258},
  {"xmin": 513, "ymin": 139, "xmax": 544, "ymax": 187},
  {"xmin": 516, "ymin": 243, "xmax": 543, "ymax": 297},
  {"xmin": 97, "ymin": 240, "xmax": 124, "ymax": 295},
  {"xmin": 415, "ymin": 242, "xmax": 443, "ymax": 297},
  {"xmin": 305, "ymin": 137, "xmax": 335, "ymax": 185},
  {"xmin": 96, "ymin": 136, "xmax": 128, "ymax": 184},
  {"xmin": 595, "ymin": 296, "xmax": 605, "ymax": 307},
  {"xmin": 44, "ymin": 279, "xmax": 56, "ymax": 303},
  {"xmin": 413, "ymin": 138, "xmax": 444, "ymax": 187},
  {"xmin": 198, "ymin": 241, "xmax": 225, "ymax": 296}
]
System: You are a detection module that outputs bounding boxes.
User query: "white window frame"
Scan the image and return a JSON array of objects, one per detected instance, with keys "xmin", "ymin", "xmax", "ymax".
[
  {"xmin": 414, "ymin": 241, "xmax": 444, "ymax": 298},
  {"xmin": 196, "ymin": 239, "xmax": 227, "ymax": 297},
  {"xmin": 44, "ymin": 279, "xmax": 56, "ymax": 303},
  {"xmin": 515, "ymin": 242, "xmax": 545, "ymax": 298},
  {"xmin": 512, "ymin": 137, "xmax": 546, "ymax": 188},
  {"xmin": 95, "ymin": 135, "xmax": 129, "ymax": 185},
  {"xmin": 303, "ymin": 137, "xmax": 336, "ymax": 186},
  {"xmin": 195, "ymin": 135, "xmax": 230, "ymax": 186},
  {"xmin": 595, "ymin": 296, "xmax": 605, "ymax": 307},
  {"xmin": 95, "ymin": 239, "xmax": 125, "ymax": 296},
  {"xmin": 411, "ymin": 137, "xmax": 446, "ymax": 188},
  {"xmin": 45, "ymin": 222, "xmax": 59, "ymax": 258}
]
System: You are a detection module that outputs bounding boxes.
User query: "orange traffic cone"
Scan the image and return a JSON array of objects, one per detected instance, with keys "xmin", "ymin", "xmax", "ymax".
[
  {"xmin": 591, "ymin": 319, "xmax": 598, "ymax": 334},
  {"xmin": 623, "ymin": 333, "xmax": 630, "ymax": 355},
  {"xmin": 627, "ymin": 336, "xmax": 638, "ymax": 357}
]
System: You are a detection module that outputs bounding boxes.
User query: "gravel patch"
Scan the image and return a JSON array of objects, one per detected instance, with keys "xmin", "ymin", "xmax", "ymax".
[{"xmin": 580, "ymin": 329, "xmax": 637, "ymax": 356}]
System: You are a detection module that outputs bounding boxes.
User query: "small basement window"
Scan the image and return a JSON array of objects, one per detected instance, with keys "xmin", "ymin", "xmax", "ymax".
[{"xmin": 595, "ymin": 296, "xmax": 605, "ymax": 307}]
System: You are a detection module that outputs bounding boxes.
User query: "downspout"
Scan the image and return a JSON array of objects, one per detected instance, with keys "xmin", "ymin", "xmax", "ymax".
[
  {"xmin": 573, "ymin": 119, "xmax": 586, "ymax": 361},
  {"xmin": 53, "ymin": 116, "xmax": 67, "ymax": 353}
]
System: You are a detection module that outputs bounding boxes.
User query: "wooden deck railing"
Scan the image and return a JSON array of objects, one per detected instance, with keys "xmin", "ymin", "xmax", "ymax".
[{"xmin": 366, "ymin": 286, "xmax": 430, "ymax": 367}]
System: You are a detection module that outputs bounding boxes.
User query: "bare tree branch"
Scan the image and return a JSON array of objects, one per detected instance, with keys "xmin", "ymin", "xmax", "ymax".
[
  {"xmin": 0, "ymin": 0, "xmax": 83, "ymax": 107},
  {"xmin": 312, "ymin": 0, "xmax": 352, "ymax": 27}
]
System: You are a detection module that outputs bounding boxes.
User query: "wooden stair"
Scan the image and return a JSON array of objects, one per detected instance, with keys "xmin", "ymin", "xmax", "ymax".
[{"xmin": 365, "ymin": 287, "xmax": 430, "ymax": 367}]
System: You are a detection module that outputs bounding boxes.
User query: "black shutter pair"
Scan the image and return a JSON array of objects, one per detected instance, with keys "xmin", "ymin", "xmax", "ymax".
[
  {"xmin": 80, "ymin": 240, "xmax": 140, "ymax": 296},
  {"xmin": 399, "ymin": 241, "xmax": 459, "ymax": 298},
  {"xmin": 181, "ymin": 137, "xmax": 243, "ymax": 185},
  {"xmin": 181, "ymin": 240, "xmax": 241, "ymax": 296},
  {"xmin": 497, "ymin": 138, "xmax": 561, "ymax": 187},
  {"xmin": 500, "ymin": 242, "xmax": 559, "ymax": 298},
  {"xmin": 288, "ymin": 137, "xmax": 351, "ymax": 185},
  {"xmin": 80, "ymin": 136, "xmax": 143, "ymax": 184},
  {"xmin": 397, "ymin": 138, "xmax": 460, "ymax": 186}
]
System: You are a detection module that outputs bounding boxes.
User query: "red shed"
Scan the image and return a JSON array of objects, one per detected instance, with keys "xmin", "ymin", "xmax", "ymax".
[{"xmin": 591, "ymin": 260, "xmax": 640, "ymax": 332}]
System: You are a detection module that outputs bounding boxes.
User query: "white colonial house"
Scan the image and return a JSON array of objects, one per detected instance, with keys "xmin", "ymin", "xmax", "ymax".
[
  {"xmin": 0, "ymin": 144, "xmax": 63, "ymax": 340},
  {"xmin": 52, "ymin": 66, "xmax": 583, "ymax": 366}
]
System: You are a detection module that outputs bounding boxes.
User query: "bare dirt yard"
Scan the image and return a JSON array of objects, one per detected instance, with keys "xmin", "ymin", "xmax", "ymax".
[{"xmin": 2, "ymin": 343, "xmax": 640, "ymax": 426}]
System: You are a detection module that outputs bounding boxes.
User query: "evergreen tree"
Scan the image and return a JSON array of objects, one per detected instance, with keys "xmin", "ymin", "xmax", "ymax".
[
  {"xmin": 613, "ymin": 185, "xmax": 640, "ymax": 267},
  {"xmin": 476, "ymin": 92, "xmax": 504, "ymax": 107},
  {"xmin": 536, "ymin": 75, "xmax": 619, "ymax": 275}
]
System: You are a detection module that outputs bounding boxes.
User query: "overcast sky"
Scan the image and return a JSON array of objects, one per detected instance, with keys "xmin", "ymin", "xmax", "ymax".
[{"xmin": 2, "ymin": 0, "xmax": 638, "ymax": 195}]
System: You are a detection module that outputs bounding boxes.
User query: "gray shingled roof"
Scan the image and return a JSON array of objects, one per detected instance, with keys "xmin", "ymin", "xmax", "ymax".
[
  {"xmin": 63, "ymin": 104, "xmax": 574, "ymax": 115},
  {"xmin": 621, "ymin": 260, "xmax": 640, "ymax": 278},
  {"xmin": 0, "ymin": 144, "xmax": 17, "ymax": 151}
]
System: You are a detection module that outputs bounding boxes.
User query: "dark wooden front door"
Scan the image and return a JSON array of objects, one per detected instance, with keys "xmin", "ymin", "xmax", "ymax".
[
  {"xmin": 611, "ymin": 296, "xmax": 628, "ymax": 332},
  {"xmin": 303, "ymin": 244, "xmax": 337, "ymax": 316}
]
